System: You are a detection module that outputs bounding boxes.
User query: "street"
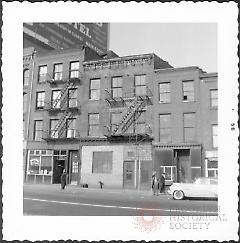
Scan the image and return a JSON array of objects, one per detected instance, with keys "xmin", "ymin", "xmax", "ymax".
[{"xmin": 23, "ymin": 184, "xmax": 218, "ymax": 216}]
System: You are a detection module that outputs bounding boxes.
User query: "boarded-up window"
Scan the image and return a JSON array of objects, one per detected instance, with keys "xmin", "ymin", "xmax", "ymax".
[{"xmin": 92, "ymin": 151, "xmax": 113, "ymax": 174}]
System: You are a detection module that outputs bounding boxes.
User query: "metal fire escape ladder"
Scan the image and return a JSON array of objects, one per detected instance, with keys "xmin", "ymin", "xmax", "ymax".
[{"xmin": 112, "ymin": 96, "xmax": 147, "ymax": 135}]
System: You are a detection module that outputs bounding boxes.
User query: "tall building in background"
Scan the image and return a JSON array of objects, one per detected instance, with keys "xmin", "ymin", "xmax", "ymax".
[{"xmin": 23, "ymin": 23, "xmax": 109, "ymax": 54}]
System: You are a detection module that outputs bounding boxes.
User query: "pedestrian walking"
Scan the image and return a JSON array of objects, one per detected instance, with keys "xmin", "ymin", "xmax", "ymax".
[
  {"xmin": 61, "ymin": 169, "xmax": 67, "ymax": 190},
  {"xmin": 151, "ymin": 171, "xmax": 160, "ymax": 196},
  {"xmin": 160, "ymin": 172, "xmax": 166, "ymax": 193}
]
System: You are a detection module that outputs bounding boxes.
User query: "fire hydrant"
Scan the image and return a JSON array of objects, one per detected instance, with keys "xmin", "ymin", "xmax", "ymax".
[{"xmin": 99, "ymin": 181, "xmax": 104, "ymax": 189}]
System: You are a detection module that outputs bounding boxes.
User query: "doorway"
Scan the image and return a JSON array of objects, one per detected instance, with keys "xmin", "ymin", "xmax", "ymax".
[
  {"xmin": 69, "ymin": 150, "xmax": 80, "ymax": 185},
  {"xmin": 123, "ymin": 161, "xmax": 135, "ymax": 188},
  {"xmin": 175, "ymin": 149, "xmax": 191, "ymax": 183},
  {"xmin": 53, "ymin": 159, "xmax": 65, "ymax": 184}
]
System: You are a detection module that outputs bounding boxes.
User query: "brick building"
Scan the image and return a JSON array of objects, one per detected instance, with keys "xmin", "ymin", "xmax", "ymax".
[{"xmin": 23, "ymin": 47, "xmax": 217, "ymax": 189}]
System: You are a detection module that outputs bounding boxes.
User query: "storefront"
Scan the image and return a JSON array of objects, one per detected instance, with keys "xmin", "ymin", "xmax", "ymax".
[{"xmin": 205, "ymin": 150, "xmax": 218, "ymax": 178}]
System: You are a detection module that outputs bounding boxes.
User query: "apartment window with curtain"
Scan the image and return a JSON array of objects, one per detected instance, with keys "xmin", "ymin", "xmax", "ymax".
[
  {"xmin": 183, "ymin": 113, "xmax": 196, "ymax": 142},
  {"xmin": 23, "ymin": 69, "xmax": 30, "ymax": 86},
  {"xmin": 90, "ymin": 78, "xmax": 100, "ymax": 100},
  {"xmin": 210, "ymin": 89, "xmax": 218, "ymax": 108},
  {"xmin": 135, "ymin": 74, "xmax": 146, "ymax": 96},
  {"xmin": 53, "ymin": 63, "xmax": 63, "ymax": 80},
  {"xmin": 68, "ymin": 88, "xmax": 77, "ymax": 108},
  {"xmin": 38, "ymin": 65, "xmax": 47, "ymax": 83},
  {"xmin": 111, "ymin": 112, "xmax": 122, "ymax": 133},
  {"xmin": 51, "ymin": 90, "xmax": 61, "ymax": 109},
  {"xmin": 88, "ymin": 113, "xmax": 100, "ymax": 136},
  {"xmin": 182, "ymin": 80, "xmax": 194, "ymax": 102},
  {"xmin": 33, "ymin": 120, "xmax": 43, "ymax": 141},
  {"xmin": 92, "ymin": 151, "xmax": 113, "ymax": 174},
  {"xmin": 50, "ymin": 119, "xmax": 59, "ymax": 138},
  {"xmin": 159, "ymin": 114, "xmax": 171, "ymax": 143},
  {"xmin": 67, "ymin": 118, "xmax": 76, "ymax": 138},
  {"xmin": 36, "ymin": 91, "xmax": 45, "ymax": 110},
  {"xmin": 212, "ymin": 124, "xmax": 218, "ymax": 148},
  {"xmin": 112, "ymin": 76, "xmax": 123, "ymax": 98},
  {"xmin": 69, "ymin": 61, "xmax": 80, "ymax": 78},
  {"xmin": 159, "ymin": 82, "xmax": 171, "ymax": 103}
]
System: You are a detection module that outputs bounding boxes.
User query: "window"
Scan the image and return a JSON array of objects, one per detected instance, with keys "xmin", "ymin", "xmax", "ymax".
[
  {"xmin": 50, "ymin": 119, "xmax": 58, "ymax": 138},
  {"xmin": 111, "ymin": 112, "xmax": 122, "ymax": 132},
  {"xmin": 23, "ymin": 69, "xmax": 30, "ymax": 86},
  {"xmin": 160, "ymin": 166, "xmax": 176, "ymax": 181},
  {"xmin": 51, "ymin": 90, "xmax": 61, "ymax": 109},
  {"xmin": 38, "ymin": 65, "xmax": 47, "ymax": 83},
  {"xmin": 53, "ymin": 63, "xmax": 63, "ymax": 80},
  {"xmin": 90, "ymin": 79, "xmax": 100, "ymax": 100},
  {"xmin": 182, "ymin": 80, "xmax": 194, "ymax": 102},
  {"xmin": 23, "ymin": 93, "xmax": 27, "ymax": 113},
  {"xmin": 212, "ymin": 124, "xmax": 218, "ymax": 148},
  {"xmin": 68, "ymin": 88, "xmax": 77, "ymax": 108},
  {"xmin": 92, "ymin": 151, "xmax": 113, "ymax": 174},
  {"xmin": 159, "ymin": 114, "xmax": 171, "ymax": 143},
  {"xmin": 112, "ymin": 77, "xmax": 123, "ymax": 98},
  {"xmin": 210, "ymin": 89, "xmax": 218, "ymax": 107},
  {"xmin": 70, "ymin": 61, "xmax": 80, "ymax": 78},
  {"xmin": 183, "ymin": 113, "xmax": 196, "ymax": 142},
  {"xmin": 66, "ymin": 118, "xmax": 76, "ymax": 138},
  {"xmin": 159, "ymin": 82, "xmax": 171, "ymax": 103},
  {"xmin": 36, "ymin": 91, "xmax": 45, "ymax": 110},
  {"xmin": 88, "ymin": 113, "xmax": 101, "ymax": 137},
  {"xmin": 33, "ymin": 120, "xmax": 43, "ymax": 141},
  {"xmin": 135, "ymin": 110, "xmax": 146, "ymax": 134},
  {"xmin": 135, "ymin": 75, "xmax": 146, "ymax": 96}
]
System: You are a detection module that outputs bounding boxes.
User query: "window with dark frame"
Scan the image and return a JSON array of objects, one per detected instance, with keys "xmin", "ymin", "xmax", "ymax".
[
  {"xmin": 159, "ymin": 82, "xmax": 171, "ymax": 103},
  {"xmin": 23, "ymin": 69, "xmax": 30, "ymax": 86},
  {"xmin": 92, "ymin": 151, "xmax": 113, "ymax": 174},
  {"xmin": 88, "ymin": 113, "xmax": 100, "ymax": 137},
  {"xmin": 112, "ymin": 76, "xmax": 123, "ymax": 98},
  {"xmin": 36, "ymin": 91, "xmax": 45, "ymax": 110},
  {"xmin": 183, "ymin": 112, "xmax": 196, "ymax": 142},
  {"xmin": 159, "ymin": 114, "xmax": 171, "ymax": 143},
  {"xmin": 50, "ymin": 119, "xmax": 59, "ymax": 138},
  {"xmin": 212, "ymin": 124, "xmax": 218, "ymax": 148},
  {"xmin": 135, "ymin": 110, "xmax": 146, "ymax": 134},
  {"xmin": 90, "ymin": 78, "xmax": 100, "ymax": 100},
  {"xmin": 51, "ymin": 90, "xmax": 61, "ymax": 109},
  {"xmin": 53, "ymin": 63, "xmax": 63, "ymax": 80},
  {"xmin": 33, "ymin": 120, "xmax": 43, "ymax": 141},
  {"xmin": 182, "ymin": 80, "xmax": 194, "ymax": 102},
  {"xmin": 69, "ymin": 61, "xmax": 80, "ymax": 78},
  {"xmin": 67, "ymin": 118, "xmax": 76, "ymax": 138},
  {"xmin": 38, "ymin": 65, "xmax": 47, "ymax": 83},
  {"xmin": 210, "ymin": 89, "xmax": 218, "ymax": 107},
  {"xmin": 135, "ymin": 74, "xmax": 146, "ymax": 96},
  {"xmin": 68, "ymin": 88, "xmax": 77, "ymax": 108}
]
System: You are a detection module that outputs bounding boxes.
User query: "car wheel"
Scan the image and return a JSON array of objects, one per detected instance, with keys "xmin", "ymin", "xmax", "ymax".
[{"xmin": 173, "ymin": 190, "xmax": 185, "ymax": 200}]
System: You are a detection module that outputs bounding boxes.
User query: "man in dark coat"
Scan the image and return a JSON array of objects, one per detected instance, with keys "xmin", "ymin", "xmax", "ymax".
[
  {"xmin": 160, "ymin": 172, "xmax": 166, "ymax": 193},
  {"xmin": 151, "ymin": 171, "xmax": 160, "ymax": 196},
  {"xmin": 61, "ymin": 169, "xmax": 67, "ymax": 189}
]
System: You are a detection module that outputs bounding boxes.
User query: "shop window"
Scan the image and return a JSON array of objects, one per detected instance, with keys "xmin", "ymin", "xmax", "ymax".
[
  {"xmin": 23, "ymin": 69, "xmax": 30, "ymax": 86},
  {"xmin": 53, "ymin": 63, "xmax": 63, "ymax": 80},
  {"xmin": 90, "ymin": 78, "xmax": 100, "ymax": 100},
  {"xmin": 33, "ymin": 120, "xmax": 43, "ymax": 141},
  {"xmin": 159, "ymin": 114, "xmax": 171, "ymax": 143},
  {"xmin": 36, "ymin": 91, "xmax": 45, "ymax": 110},
  {"xmin": 160, "ymin": 166, "xmax": 176, "ymax": 182},
  {"xmin": 28, "ymin": 156, "xmax": 40, "ymax": 174},
  {"xmin": 92, "ymin": 151, "xmax": 113, "ymax": 174},
  {"xmin": 69, "ymin": 61, "xmax": 80, "ymax": 78},
  {"xmin": 159, "ymin": 82, "xmax": 171, "ymax": 103},
  {"xmin": 38, "ymin": 65, "xmax": 47, "ymax": 83},
  {"xmin": 135, "ymin": 74, "xmax": 146, "ymax": 96},
  {"xmin": 182, "ymin": 80, "xmax": 194, "ymax": 102},
  {"xmin": 40, "ymin": 156, "xmax": 52, "ymax": 174},
  {"xmin": 207, "ymin": 160, "xmax": 218, "ymax": 178},
  {"xmin": 183, "ymin": 113, "xmax": 196, "ymax": 142},
  {"xmin": 88, "ymin": 113, "xmax": 101, "ymax": 137},
  {"xmin": 112, "ymin": 76, "xmax": 123, "ymax": 98},
  {"xmin": 210, "ymin": 89, "xmax": 218, "ymax": 108}
]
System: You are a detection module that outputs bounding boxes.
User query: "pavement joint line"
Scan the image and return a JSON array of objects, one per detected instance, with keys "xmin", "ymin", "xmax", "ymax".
[{"xmin": 24, "ymin": 197, "xmax": 217, "ymax": 214}]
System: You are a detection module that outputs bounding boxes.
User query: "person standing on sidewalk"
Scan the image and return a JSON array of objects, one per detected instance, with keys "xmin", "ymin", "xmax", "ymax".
[
  {"xmin": 61, "ymin": 169, "xmax": 67, "ymax": 190},
  {"xmin": 151, "ymin": 171, "xmax": 160, "ymax": 196},
  {"xmin": 160, "ymin": 172, "xmax": 166, "ymax": 193}
]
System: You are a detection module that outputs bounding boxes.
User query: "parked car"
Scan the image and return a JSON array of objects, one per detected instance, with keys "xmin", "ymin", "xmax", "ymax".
[{"xmin": 168, "ymin": 177, "xmax": 218, "ymax": 200}]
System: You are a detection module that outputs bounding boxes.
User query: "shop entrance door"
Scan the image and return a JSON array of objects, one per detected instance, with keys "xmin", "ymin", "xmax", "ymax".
[
  {"xmin": 53, "ymin": 160, "xmax": 65, "ymax": 184},
  {"xmin": 69, "ymin": 150, "xmax": 80, "ymax": 185},
  {"xmin": 176, "ymin": 149, "xmax": 191, "ymax": 183},
  {"xmin": 123, "ymin": 161, "xmax": 135, "ymax": 189}
]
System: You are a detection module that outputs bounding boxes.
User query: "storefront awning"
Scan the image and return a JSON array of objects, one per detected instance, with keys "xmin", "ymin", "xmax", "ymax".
[{"xmin": 153, "ymin": 143, "xmax": 202, "ymax": 149}]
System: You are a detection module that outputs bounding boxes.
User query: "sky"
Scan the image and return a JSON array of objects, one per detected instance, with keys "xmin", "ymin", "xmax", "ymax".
[{"xmin": 109, "ymin": 23, "xmax": 217, "ymax": 73}]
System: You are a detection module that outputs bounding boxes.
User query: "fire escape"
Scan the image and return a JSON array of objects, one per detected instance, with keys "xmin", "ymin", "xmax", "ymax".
[
  {"xmin": 43, "ymin": 70, "xmax": 81, "ymax": 141},
  {"xmin": 104, "ymin": 87, "xmax": 153, "ymax": 142}
]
